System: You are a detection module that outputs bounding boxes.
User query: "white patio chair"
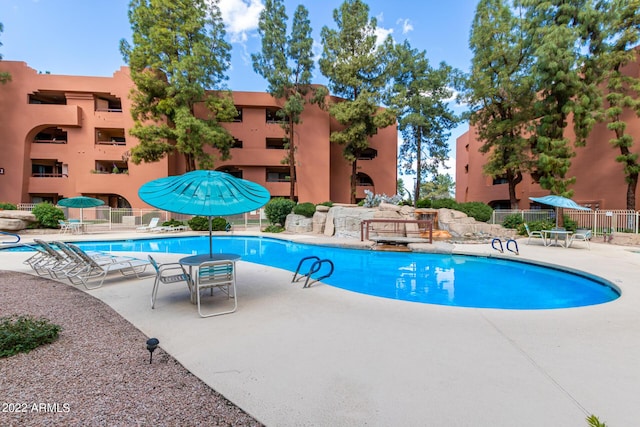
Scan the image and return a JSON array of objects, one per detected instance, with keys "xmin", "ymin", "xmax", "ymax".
[
  {"xmin": 195, "ymin": 260, "xmax": 237, "ymax": 317},
  {"xmin": 148, "ymin": 255, "xmax": 191, "ymax": 309},
  {"xmin": 524, "ymin": 223, "xmax": 544, "ymax": 245},
  {"xmin": 58, "ymin": 220, "xmax": 73, "ymax": 234},
  {"xmin": 569, "ymin": 229, "xmax": 592, "ymax": 249}
]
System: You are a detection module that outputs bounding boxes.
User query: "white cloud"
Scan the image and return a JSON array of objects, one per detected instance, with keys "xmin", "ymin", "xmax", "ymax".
[
  {"xmin": 397, "ymin": 18, "xmax": 413, "ymax": 35},
  {"xmin": 375, "ymin": 27, "xmax": 393, "ymax": 46},
  {"xmin": 216, "ymin": 0, "xmax": 264, "ymax": 43}
]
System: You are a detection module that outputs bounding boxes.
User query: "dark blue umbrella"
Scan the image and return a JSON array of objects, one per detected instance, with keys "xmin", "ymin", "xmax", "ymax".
[
  {"xmin": 139, "ymin": 170, "xmax": 270, "ymax": 256},
  {"xmin": 529, "ymin": 195, "xmax": 591, "ymax": 227}
]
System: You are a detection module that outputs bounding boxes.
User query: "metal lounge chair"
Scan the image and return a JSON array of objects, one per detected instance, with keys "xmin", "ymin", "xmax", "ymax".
[
  {"xmin": 524, "ymin": 223, "xmax": 544, "ymax": 245},
  {"xmin": 64, "ymin": 243, "xmax": 150, "ymax": 290},
  {"xmin": 28, "ymin": 239, "xmax": 76, "ymax": 277},
  {"xmin": 136, "ymin": 217, "xmax": 160, "ymax": 232},
  {"xmin": 195, "ymin": 260, "xmax": 237, "ymax": 317},
  {"xmin": 148, "ymin": 255, "xmax": 191, "ymax": 309}
]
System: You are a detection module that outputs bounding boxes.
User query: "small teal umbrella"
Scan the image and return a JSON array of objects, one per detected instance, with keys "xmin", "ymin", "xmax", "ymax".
[
  {"xmin": 58, "ymin": 196, "xmax": 105, "ymax": 222},
  {"xmin": 529, "ymin": 195, "xmax": 591, "ymax": 227},
  {"xmin": 139, "ymin": 170, "xmax": 270, "ymax": 257}
]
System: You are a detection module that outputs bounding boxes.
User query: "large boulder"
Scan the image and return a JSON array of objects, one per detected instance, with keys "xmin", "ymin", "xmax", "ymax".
[
  {"xmin": 437, "ymin": 208, "xmax": 515, "ymax": 240},
  {"xmin": 0, "ymin": 210, "xmax": 37, "ymax": 231},
  {"xmin": 285, "ymin": 214, "xmax": 313, "ymax": 233},
  {"xmin": 326, "ymin": 206, "xmax": 377, "ymax": 238}
]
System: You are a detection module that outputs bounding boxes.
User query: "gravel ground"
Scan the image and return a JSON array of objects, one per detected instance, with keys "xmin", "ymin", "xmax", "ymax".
[{"xmin": 0, "ymin": 270, "xmax": 263, "ymax": 427}]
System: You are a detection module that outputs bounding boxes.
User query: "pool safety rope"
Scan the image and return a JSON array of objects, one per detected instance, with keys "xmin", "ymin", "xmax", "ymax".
[
  {"xmin": 292, "ymin": 256, "xmax": 335, "ymax": 288},
  {"xmin": 491, "ymin": 237, "xmax": 519, "ymax": 255}
]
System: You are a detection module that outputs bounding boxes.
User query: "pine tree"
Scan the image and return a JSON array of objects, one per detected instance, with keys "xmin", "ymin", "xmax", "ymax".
[
  {"xmin": 319, "ymin": 0, "xmax": 395, "ymax": 204},
  {"xmin": 119, "ymin": 0, "xmax": 236, "ymax": 171},
  {"xmin": 252, "ymin": 0, "xmax": 327, "ymax": 200}
]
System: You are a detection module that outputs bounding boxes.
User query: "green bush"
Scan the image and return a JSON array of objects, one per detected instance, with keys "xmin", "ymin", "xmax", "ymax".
[
  {"xmin": 458, "ymin": 202, "xmax": 493, "ymax": 223},
  {"xmin": 0, "ymin": 202, "xmax": 17, "ymax": 210},
  {"xmin": 416, "ymin": 199, "xmax": 432, "ymax": 208},
  {"xmin": 293, "ymin": 202, "xmax": 316, "ymax": 218},
  {"xmin": 431, "ymin": 198, "xmax": 459, "ymax": 209},
  {"xmin": 187, "ymin": 216, "xmax": 229, "ymax": 231},
  {"xmin": 161, "ymin": 219, "xmax": 184, "ymax": 227},
  {"xmin": 518, "ymin": 219, "xmax": 555, "ymax": 235},
  {"xmin": 319, "ymin": 201, "xmax": 333, "ymax": 207},
  {"xmin": 264, "ymin": 198, "xmax": 296, "ymax": 226},
  {"xmin": 263, "ymin": 224, "xmax": 285, "ymax": 233},
  {"xmin": 502, "ymin": 213, "xmax": 524, "ymax": 229},
  {"xmin": 563, "ymin": 215, "xmax": 578, "ymax": 232},
  {"xmin": 32, "ymin": 202, "xmax": 65, "ymax": 229},
  {"xmin": 0, "ymin": 315, "xmax": 61, "ymax": 358}
]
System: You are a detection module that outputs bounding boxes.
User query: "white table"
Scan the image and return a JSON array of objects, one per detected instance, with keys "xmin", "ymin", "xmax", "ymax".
[
  {"xmin": 179, "ymin": 253, "xmax": 241, "ymax": 303},
  {"xmin": 541, "ymin": 230, "xmax": 573, "ymax": 248}
]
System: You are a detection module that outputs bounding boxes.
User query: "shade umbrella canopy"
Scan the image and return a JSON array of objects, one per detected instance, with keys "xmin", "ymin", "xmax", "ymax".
[
  {"xmin": 139, "ymin": 170, "xmax": 270, "ymax": 256},
  {"xmin": 529, "ymin": 195, "xmax": 591, "ymax": 227},
  {"xmin": 58, "ymin": 196, "xmax": 105, "ymax": 222}
]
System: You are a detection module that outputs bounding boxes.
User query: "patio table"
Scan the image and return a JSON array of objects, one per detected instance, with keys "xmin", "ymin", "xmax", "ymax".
[
  {"xmin": 179, "ymin": 253, "xmax": 241, "ymax": 303},
  {"xmin": 541, "ymin": 229, "xmax": 573, "ymax": 248}
]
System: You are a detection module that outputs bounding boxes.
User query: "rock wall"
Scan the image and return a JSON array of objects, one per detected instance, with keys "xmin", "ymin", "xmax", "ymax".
[{"xmin": 0, "ymin": 210, "xmax": 37, "ymax": 231}]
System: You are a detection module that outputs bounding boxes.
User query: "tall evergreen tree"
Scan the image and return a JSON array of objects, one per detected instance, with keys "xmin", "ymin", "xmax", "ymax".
[
  {"xmin": 0, "ymin": 23, "xmax": 11, "ymax": 84},
  {"xmin": 252, "ymin": 0, "xmax": 326, "ymax": 200},
  {"xmin": 386, "ymin": 41, "xmax": 460, "ymax": 207},
  {"xmin": 601, "ymin": 0, "xmax": 640, "ymax": 209},
  {"xmin": 466, "ymin": 0, "xmax": 535, "ymax": 208},
  {"xmin": 319, "ymin": 0, "xmax": 395, "ymax": 203},
  {"xmin": 518, "ymin": 0, "xmax": 604, "ymax": 196},
  {"xmin": 119, "ymin": 0, "xmax": 236, "ymax": 171}
]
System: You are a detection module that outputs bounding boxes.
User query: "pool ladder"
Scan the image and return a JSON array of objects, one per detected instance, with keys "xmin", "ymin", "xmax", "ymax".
[
  {"xmin": 491, "ymin": 238, "xmax": 519, "ymax": 255},
  {"xmin": 0, "ymin": 231, "xmax": 20, "ymax": 244},
  {"xmin": 292, "ymin": 256, "xmax": 335, "ymax": 288}
]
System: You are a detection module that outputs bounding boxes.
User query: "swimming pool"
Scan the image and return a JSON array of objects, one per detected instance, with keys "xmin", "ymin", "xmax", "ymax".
[{"xmin": 69, "ymin": 235, "xmax": 619, "ymax": 310}]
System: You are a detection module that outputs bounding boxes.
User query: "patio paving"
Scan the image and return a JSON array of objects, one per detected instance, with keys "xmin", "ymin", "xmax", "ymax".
[{"xmin": 2, "ymin": 231, "xmax": 639, "ymax": 426}]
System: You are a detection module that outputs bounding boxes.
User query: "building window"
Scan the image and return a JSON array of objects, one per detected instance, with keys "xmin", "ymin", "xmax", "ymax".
[
  {"xmin": 96, "ymin": 128, "xmax": 126, "ymax": 145},
  {"xmin": 217, "ymin": 166, "xmax": 243, "ymax": 179},
  {"xmin": 95, "ymin": 94, "xmax": 122, "ymax": 112},
  {"xmin": 357, "ymin": 148, "xmax": 377, "ymax": 160},
  {"xmin": 31, "ymin": 160, "xmax": 64, "ymax": 177},
  {"xmin": 266, "ymin": 107, "xmax": 288, "ymax": 123},
  {"xmin": 266, "ymin": 167, "xmax": 290, "ymax": 182},
  {"xmin": 34, "ymin": 127, "xmax": 67, "ymax": 144},
  {"xmin": 356, "ymin": 172, "xmax": 374, "ymax": 186},
  {"xmin": 232, "ymin": 138, "xmax": 243, "ymax": 148},
  {"xmin": 266, "ymin": 138, "xmax": 286, "ymax": 149},
  {"xmin": 94, "ymin": 161, "xmax": 128, "ymax": 174},
  {"xmin": 492, "ymin": 176, "xmax": 508, "ymax": 185},
  {"xmin": 28, "ymin": 91, "xmax": 66, "ymax": 105},
  {"xmin": 233, "ymin": 107, "xmax": 243, "ymax": 122}
]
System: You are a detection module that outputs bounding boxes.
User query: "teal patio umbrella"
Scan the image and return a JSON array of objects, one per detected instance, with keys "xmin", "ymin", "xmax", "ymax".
[
  {"xmin": 529, "ymin": 195, "xmax": 591, "ymax": 227},
  {"xmin": 138, "ymin": 170, "xmax": 270, "ymax": 257},
  {"xmin": 58, "ymin": 196, "xmax": 105, "ymax": 222}
]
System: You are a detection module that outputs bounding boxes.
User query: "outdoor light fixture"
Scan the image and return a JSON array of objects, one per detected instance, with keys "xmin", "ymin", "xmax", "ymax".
[{"xmin": 146, "ymin": 338, "xmax": 159, "ymax": 364}]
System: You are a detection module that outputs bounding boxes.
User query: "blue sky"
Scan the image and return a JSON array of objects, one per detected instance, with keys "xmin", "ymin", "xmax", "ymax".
[{"xmin": 0, "ymin": 0, "xmax": 479, "ymax": 180}]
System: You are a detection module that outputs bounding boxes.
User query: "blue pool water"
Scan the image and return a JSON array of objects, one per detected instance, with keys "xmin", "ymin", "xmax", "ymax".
[{"xmin": 66, "ymin": 235, "xmax": 619, "ymax": 310}]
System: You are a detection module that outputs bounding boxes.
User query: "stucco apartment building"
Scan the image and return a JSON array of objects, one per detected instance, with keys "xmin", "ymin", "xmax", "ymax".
[
  {"xmin": 456, "ymin": 59, "xmax": 640, "ymax": 211},
  {"xmin": 0, "ymin": 61, "xmax": 397, "ymax": 208}
]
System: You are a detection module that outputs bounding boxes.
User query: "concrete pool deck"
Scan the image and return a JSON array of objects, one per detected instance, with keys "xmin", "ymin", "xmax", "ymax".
[{"xmin": 2, "ymin": 231, "xmax": 640, "ymax": 426}]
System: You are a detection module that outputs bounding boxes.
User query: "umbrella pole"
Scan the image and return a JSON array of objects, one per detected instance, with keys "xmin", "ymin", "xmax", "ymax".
[{"xmin": 208, "ymin": 216, "xmax": 213, "ymax": 258}]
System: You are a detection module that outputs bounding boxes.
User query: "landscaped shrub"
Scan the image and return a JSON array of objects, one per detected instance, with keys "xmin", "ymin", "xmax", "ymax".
[
  {"xmin": 187, "ymin": 216, "xmax": 229, "ymax": 231},
  {"xmin": 161, "ymin": 219, "xmax": 185, "ymax": 228},
  {"xmin": 265, "ymin": 198, "xmax": 296, "ymax": 226},
  {"xmin": 0, "ymin": 315, "xmax": 61, "ymax": 358},
  {"xmin": 431, "ymin": 198, "xmax": 459, "ymax": 209},
  {"xmin": 319, "ymin": 201, "xmax": 333, "ymax": 207},
  {"xmin": 458, "ymin": 202, "xmax": 493, "ymax": 223},
  {"xmin": 362, "ymin": 189, "xmax": 402, "ymax": 207},
  {"xmin": 0, "ymin": 202, "xmax": 17, "ymax": 210},
  {"xmin": 517, "ymin": 219, "xmax": 554, "ymax": 235},
  {"xmin": 263, "ymin": 224, "xmax": 285, "ymax": 233},
  {"xmin": 416, "ymin": 198, "xmax": 432, "ymax": 208},
  {"xmin": 293, "ymin": 202, "xmax": 316, "ymax": 218},
  {"xmin": 502, "ymin": 213, "xmax": 524, "ymax": 229},
  {"xmin": 32, "ymin": 202, "xmax": 65, "ymax": 229}
]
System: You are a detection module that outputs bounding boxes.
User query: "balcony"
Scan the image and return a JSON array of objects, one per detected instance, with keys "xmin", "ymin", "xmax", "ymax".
[{"xmin": 96, "ymin": 128, "xmax": 126, "ymax": 146}]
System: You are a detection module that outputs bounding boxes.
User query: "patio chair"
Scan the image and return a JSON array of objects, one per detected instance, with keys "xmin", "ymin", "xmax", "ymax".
[
  {"xmin": 58, "ymin": 220, "xmax": 73, "ymax": 234},
  {"xmin": 524, "ymin": 223, "xmax": 544, "ymax": 245},
  {"xmin": 569, "ymin": 229, "xmax": 592, "ymax": 249},
  {"xmin": 64, "ymin": 243, "xmax": 150, "ymax": 290},
  {"xmin": 28, "ymin": 239, "xmax": 76, "ymax": 277},
  {"xmin": 148, "ymin": 255, "xmax": 191, "ymax": 309},
  {"xmin": 136, "ymin": 217, "xmax": 160, "ymax": 232},
  {"xmin": 195, "ymin": 260, "xmax": 237, "ymax": 318}
]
